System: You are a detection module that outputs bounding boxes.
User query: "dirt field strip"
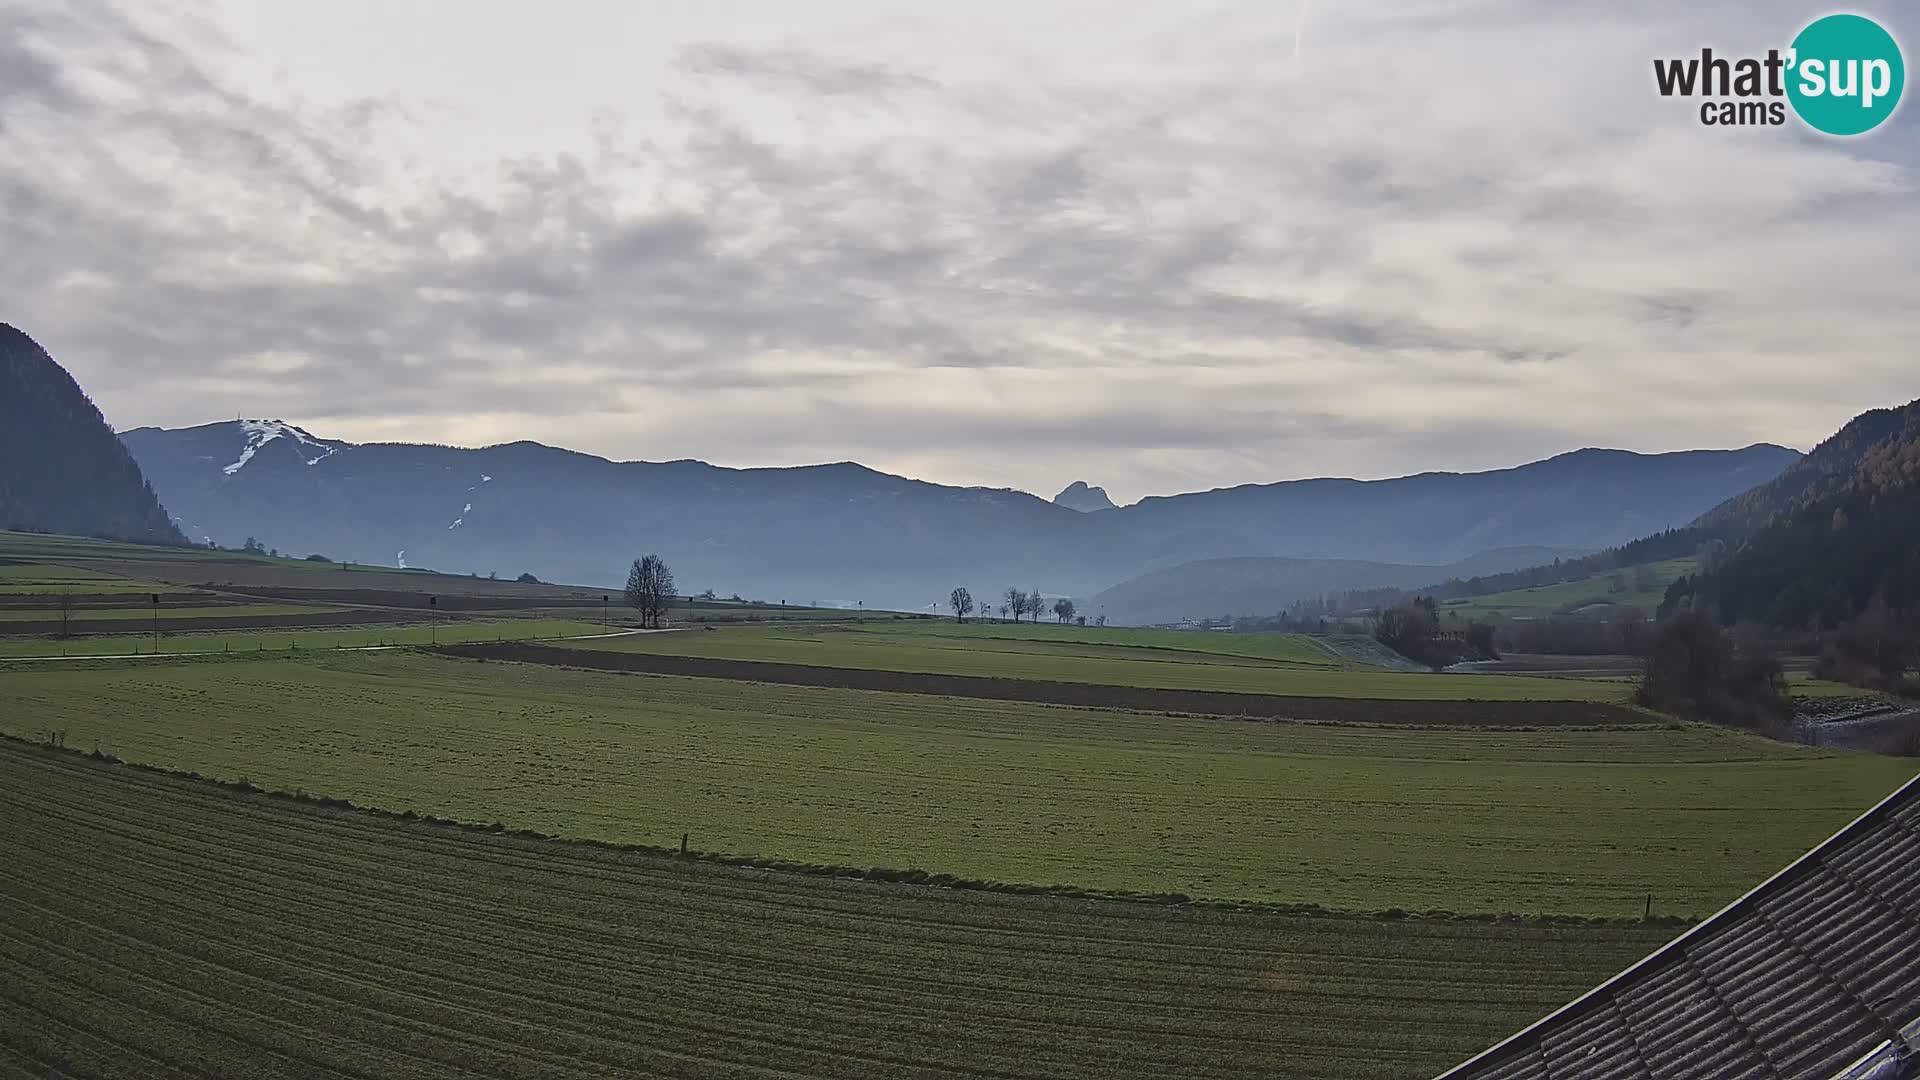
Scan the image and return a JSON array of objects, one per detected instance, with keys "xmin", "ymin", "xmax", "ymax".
[{"xmin": 442, "ymin": 641, "xmax": 1648, "ymax": 725}]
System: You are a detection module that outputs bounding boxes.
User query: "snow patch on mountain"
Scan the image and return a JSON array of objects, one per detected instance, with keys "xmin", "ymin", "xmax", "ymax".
[{"xmin": 222, "ymin": 419, "xmax": 342, "ymax": 476}]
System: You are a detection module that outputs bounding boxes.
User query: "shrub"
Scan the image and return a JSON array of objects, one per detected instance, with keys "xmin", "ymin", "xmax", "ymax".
[
  {"xmin": 1373, "ymin": 598, "xmax": 1497, "ymax": 669},
  {"xmin": 1635, "ymin": 612, "xmax": 1793, "ymax": 738}
]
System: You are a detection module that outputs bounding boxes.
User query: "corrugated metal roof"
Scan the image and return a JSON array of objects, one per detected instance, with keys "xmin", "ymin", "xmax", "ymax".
[{"xmin": 1436, "ymin": 772, "xmax": 1920, "ymax": 1080}]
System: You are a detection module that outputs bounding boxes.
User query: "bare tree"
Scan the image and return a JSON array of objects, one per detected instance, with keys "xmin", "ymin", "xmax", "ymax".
[
  {"xmin": 996, "ymin": 604, "xmax": 1009, "ymax": 620},
  {"xmin": 948, "ymin": 587, "xmax": 974, "ymax": 623},
  {"xmin": 625, "ymin": 560, "xmax": 646, "ymax": 622},
  {"xmin": 1053, "ymin": 598, "xmax": 1076, "ymax": 624},
  {"xmin": 625, "ymin": 554, "xmax": 677, "ymax": 629},
  {"xmin": 1029, "ymin": 587, "xmax": 1044, "ymax": 623},
  {"xmin": 56, "ymin": 588, "xmax": 74, "ymax": 639},
  {"xmin": 1004, "ymin": 587, "xmax": 1026, "ymax": 623}
]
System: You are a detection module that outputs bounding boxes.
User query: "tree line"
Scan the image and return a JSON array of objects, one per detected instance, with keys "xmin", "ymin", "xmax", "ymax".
[
  {"xmin": 1659, "ymin": 425, "xmax": 1920, "ymax": 697},
  {"xmin": 948, "ymin": 586, "xmax": 1092, "ymax": 626}
]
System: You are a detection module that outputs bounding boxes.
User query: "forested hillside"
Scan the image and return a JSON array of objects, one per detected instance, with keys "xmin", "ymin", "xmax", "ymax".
[
  {"xmin": 1663, "ymin": 399, "xmax": 1920, "ymax": 631},
  {"xmin": 0, "ymin": 324, "xmax": 184, "ymax": 544}
]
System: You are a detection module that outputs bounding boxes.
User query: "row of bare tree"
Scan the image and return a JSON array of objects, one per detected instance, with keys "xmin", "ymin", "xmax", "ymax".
[{"xmin": 948, "ymin": 587, "xmax": 1083, "ymax": 625}]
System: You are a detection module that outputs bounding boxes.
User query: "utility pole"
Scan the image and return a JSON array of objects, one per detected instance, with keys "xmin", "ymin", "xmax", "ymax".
[
  {"xmin": 429, "ymin": 595, "xmax": 437, "ymax": 645},
  {"xmin": 602, "ymin": 594, "xmax": 609, "ymax": 629},
  {"xmin": 150, "ymin": 592, "xmax": 159, "ymax": 649}
]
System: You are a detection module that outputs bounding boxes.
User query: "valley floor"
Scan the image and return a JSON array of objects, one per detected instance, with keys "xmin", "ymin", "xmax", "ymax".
[
  {"xmin": 2, "ymin": 651, "xmax": 1908, "ymax": 917},
  {"xmin": 5, "ymin": 532, "xmax": 1913, "ymax": 1079}
]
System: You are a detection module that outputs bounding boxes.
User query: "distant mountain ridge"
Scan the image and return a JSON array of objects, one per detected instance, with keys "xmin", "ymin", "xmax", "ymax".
[
  {"xmin": 121, "ymin": 419, "xmax": 1800, "ymax": 612},
  {"xmin": 1112, "ymin": 445, "xmax": 1799, "ymax": 564},
  {"xmin": 1694, "ymin": 402, "xmax": 1917, "ymax": 541},
  {"xmin": 0, "ymin": 324, "xmax": 183, "ymax": 544}
]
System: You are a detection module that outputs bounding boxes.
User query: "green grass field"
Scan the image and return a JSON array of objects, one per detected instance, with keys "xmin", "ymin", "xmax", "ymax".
[
  {"xmin": 1439, "ymin": 559, "xmax": 1697, "ymax": 618},
  {"xmin": 0, "ymin": 741, "xmax": 1674, "ymax": 1080},
  {"xmin": 572, "ymin": 621, "xmax": 1631, "ymax": 701},
  {"xmin": 0, "ymin": 563, "xmax": 176, "ymax": 594},
  {"xmin": 3, "ymin": 651, "xmax": 1906, "ymax": 917},
  {"xmin": 0, "ymin": 530, "xmax": 594, "ymax": 598},
  {"xmin": 0, "ymin": 619, "xmax": 616, "ymax": 658},
  {"xmin": 0, "ymin": 603, "xmax": 345, "ymax": 623}
]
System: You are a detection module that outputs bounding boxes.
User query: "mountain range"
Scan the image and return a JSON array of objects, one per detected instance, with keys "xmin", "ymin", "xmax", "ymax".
[
  {"xmin": 0, "ymin": 324, "xmax": 1810, "ymax": 617},
  {"xmin": 0, "ymin": 324, "xmax": 182, "ymax": 545},
  {"xmin": 119, "ymin": 417, "xmax": 1798, "ymax": 615}
]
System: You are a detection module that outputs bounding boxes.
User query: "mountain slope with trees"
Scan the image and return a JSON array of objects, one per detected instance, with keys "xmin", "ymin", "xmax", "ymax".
[
  {"xmin": 0, "ymin": 324, "xmax": 184, "ymax": 544},
  {"xmin": 1662, "ymin": 398, "xmax": 1920, "ymax": 633}
]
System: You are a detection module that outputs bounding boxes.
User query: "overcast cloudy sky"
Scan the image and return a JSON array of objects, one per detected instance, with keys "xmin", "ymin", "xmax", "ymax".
[{"xmin": 4, "ymin": 0, "xmax": 1917, "ymax": 502}]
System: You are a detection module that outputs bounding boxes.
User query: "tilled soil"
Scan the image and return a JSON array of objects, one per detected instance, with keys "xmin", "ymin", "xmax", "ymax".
[{"xmin": 441, "ymin": 642, "xmax": 1649, "ymax": 726}]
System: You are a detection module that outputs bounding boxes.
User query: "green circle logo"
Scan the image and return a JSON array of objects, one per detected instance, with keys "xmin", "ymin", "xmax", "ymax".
[{"xmin": 1787, "ymin": 14, "xmax": 1905, "ymax": 136}]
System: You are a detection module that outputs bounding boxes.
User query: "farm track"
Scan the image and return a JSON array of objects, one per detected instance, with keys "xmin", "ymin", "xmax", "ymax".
[
  {"xmin": 0, "ymin": 741, "xmax": 1672, "ymax": 1080},
  {"xmin": 444, "ymin": 642, "xmax": 1649, "ymax": 725}
]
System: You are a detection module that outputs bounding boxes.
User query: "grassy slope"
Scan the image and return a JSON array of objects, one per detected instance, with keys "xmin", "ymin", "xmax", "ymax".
[
  {"xmin": 574, "ymin": 622, "xmax": 1629, "ymax": 701},
  {"xmin": 0, "ymin": 741, "xmax": 1674, "ymax": 1080},
  {"xmin": 0, "ymin": 530, "xmax": 590, "ymax": 596},
  {"xmin": 0, "ymin": 619, "xmax": 611, "ymax": 658},
  {"xmin": 1439, "ymin": 558, "xmax": 1697, "ymax": 618},
  {"xmin": 0, "ymin": 563, "xmax": 175, "ymax": 594},
  {"xmin": 0, "ymin": 603, "xmax": 346, "ymax": 622},
  {"xmin": 3, "ymin": 651, "xmax": 1907, "ymax": 917}
]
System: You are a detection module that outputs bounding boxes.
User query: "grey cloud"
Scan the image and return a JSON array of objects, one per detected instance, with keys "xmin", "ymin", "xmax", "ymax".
[
  {"xmin": 4, "ymin": 0, "xmax": 1919, "ymax": 501},
  {"xmin": 678, "ymin": 43, "xmax": 935, "ymax": 97}
]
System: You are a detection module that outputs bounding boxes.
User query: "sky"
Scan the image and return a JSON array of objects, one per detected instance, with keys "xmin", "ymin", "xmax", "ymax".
[{"xmin": 4, "ymin": 0, "xmax": 1917, "ymax": 504}]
